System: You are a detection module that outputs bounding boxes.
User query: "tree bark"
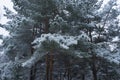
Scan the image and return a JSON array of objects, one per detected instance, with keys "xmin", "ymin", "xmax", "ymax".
[
  {"xmin": 59, "ymin": 72, "xmax": 62, "ymax": 80},
  {"xmin": 30, "ymin": 66, "xmax": 34, "ymax": 80},
  {"xmin": 82, "ymin": 74, "xmax": 85, "ymax": 80},
  {"xmin": 30, "ymin": 64, "xmax": 37, "ymax": 80},
  {"xmin": 30, "ymin": 38, "xmax": 36, "ymax": 80},
  {"xmin": 67, "ymin": 67, "xmax": 70, "ymax": 80},
  {"xmin": 44, "ymin": 18, "xmax": 49, "ymax": 33},
  {"xmin": 49, "ymin": 54, "xmax": 54, "ymax": 80},
  {"xmin": 92, "ymin": 55, "xmax": 97, "ymax": 80},
  {"xmin": 46, "ymin": 54, "xmax": 50, "ymax": 80},
  {"xmin": 89, "ymin": 30, "xmax": 97, "ymax": 80}
]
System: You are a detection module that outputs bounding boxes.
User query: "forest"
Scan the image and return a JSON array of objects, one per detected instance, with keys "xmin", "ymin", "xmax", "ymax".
[{"xmin": 0, "ymin": 0, "xmax": 120, "ymax": 80}]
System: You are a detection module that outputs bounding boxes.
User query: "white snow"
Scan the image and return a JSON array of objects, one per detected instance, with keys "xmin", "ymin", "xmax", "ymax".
[
  {"xmin": 109, "ymin": 44, "xmax": 117, "ymax": 51},
  {"xmin": 22, "ymin": 52, "xmax": 46, "ymax": 68},
  {"xmin": 33, "ymin": 33, "xmax": 89, "ymax": 50},
  {"xmin": 112, "ymin": 36, "xmax": 119, "ymax": 42},
  {"xmin": 0, "ymin": 39, "xmax": 3, "ymax": 44},
  {"xmin": 0, "ymin": 27, "xmax": 9, "ymax": 36}
]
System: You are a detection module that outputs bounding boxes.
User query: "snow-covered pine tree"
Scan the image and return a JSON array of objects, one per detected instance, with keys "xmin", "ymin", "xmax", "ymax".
[
  {"xmin": 14, "ymin": 0, "xmax": 103, "ymax": 80},
  {"xmin": 10, "ymin": 0, "xmax": 96, "ymax": 80},
  {"xmin": 0, "ymin": 7, "xmax": 34, "ymax": 80},
  {"xmin": 1, "ymin": 0, "xmax": 120, "ymax": 80}
]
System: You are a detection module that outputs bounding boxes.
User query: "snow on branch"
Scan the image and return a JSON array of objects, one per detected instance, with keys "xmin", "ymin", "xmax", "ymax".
[
  {"xmin": 22, "ymin": 33, "xmax": 90, "ymax": 68},
  {"xmin": 33, "ymin": 33, "xmax": 90, "ymax": 50},
  {"xmin": 22, "ymin": 52, "xmax": 46, "ymax": 68}
]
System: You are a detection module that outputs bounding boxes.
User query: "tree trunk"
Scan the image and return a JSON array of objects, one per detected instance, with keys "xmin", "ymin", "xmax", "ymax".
[
  {"xmin": 30, "ymin": 40, "xmax": 36, "ymax": 80},
  {"xmin": 46, "ymin": 52, "xmax": 54, "ymax": 80},
  {"xmin": 59, "ymin": 72, "xmax": 62, "ymax": 80},
  {"xmin": 64, "ymin": 61, "xmax": 71, "ymax": 80},
  {"xmin": 44, "ymin": 17, "xmax": 51, "ymax": 80},
  {"xmin": 44, "ymin": 18, "xmax": 49, "ymax": 33},
  {"xmin": 49, "ymin": 54, "xmax": 54, "ymax": 80},
  {"xmin": 30, "ymin": 66, "xmax": 34, "ymax": 80},
  {"xmin": 89, "ymin": 30, "xmax": 97, "ymax": 80},
  {"xmin": 92, "ymin": 55, "xmax": 97, "ymax": 80},
  {"xmin": 105, "ymin": 63, "xmax": 109, "ymax": 80},
  {"xmin": 30, "ymin": 64, "xmax": 37, "ymax": 80},
  {"xmin": 46, "ymin": 54, "xmax": 50, "ymax": 80},
  {"xmin": 82, "ymin": 74, "xmax": 85, "ymax": 80},
  {"xmin": 67, "ymin": 68, "xmax": 70, "ymax": 80}
]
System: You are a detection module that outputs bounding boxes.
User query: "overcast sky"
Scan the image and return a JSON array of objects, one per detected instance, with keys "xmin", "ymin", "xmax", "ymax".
[
  {"xmin": 0, "ymin": 0, "xmax": 16, "ymax": 37},
  {"xmin": 0, "ymin": 0, "xmax": 15, "ymax": 24}
]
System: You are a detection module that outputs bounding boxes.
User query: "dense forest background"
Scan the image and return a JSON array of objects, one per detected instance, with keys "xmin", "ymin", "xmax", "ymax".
[{"xmin": 0, "ymin": 0, "xmax": 120, "ymax": 80}]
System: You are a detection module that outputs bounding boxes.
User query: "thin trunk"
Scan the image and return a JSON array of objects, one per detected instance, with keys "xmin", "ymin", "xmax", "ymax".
[
  {"xmin": 89, "ymin": 31, "xmax": 92, "ymax": 42},
  {"xmin": 63, "ymin": 70, "xmax": 67, "ymax": 80},
  {"xmin": 92, "ymin": 68, "xmax": 97, "ymax": 80},
  {"xmin": 65, "ymin": 61, "xmax": 71, "ymax": 80},
  {"xmin": 89, "ymin": 30, "xmax": 97, "ymax": 80},
  {"xmin": 46, "ymin": 54, "xmax": 50, "ymax": 80},
  {"xmin": 44, "ymin": 18, "xmax": 49, "ymax": 33},
  {"xmin": 92, "ymin": 55, "xmax": 97, "ymax": 80},
  {"xmin": 82, "ymin": 74, "xmax": 85, "ymax": 80},
  {"xmin": 30, "ymin": 66, "xmax": 34, "ymax": 80},
  {"xmin": 45, "ymin": 52, "xmax": 54, "ymax": 80},
  {"xmin": 49, "ymin": 54, "xmax": 54, "ymax": 80},
  {"xmin": 30, "ymin": 65, "xmax": 37, "ymax": 80},
  {"xmin": 105, "ymin": 63, "xmax": 108, "ymax": 80},
  {"xmin": 59, "ymin": 72, "xmax": 62, "ymax": 80},
  {"xmin": 44, "ymin": 17, "xmax": 50, "ymax": 80},
  {"xmin": 67, "ymin": 68, "xmax": 70, "ymax": 80},
  {"xmin": 30, "ymin": 38, "xmax": 36, "ymax": 80}
]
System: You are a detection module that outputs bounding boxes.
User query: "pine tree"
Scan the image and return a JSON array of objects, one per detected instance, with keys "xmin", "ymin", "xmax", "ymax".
[{"xmin": 1, "ymin": 0, "xmax": 120, "ymax": 80}]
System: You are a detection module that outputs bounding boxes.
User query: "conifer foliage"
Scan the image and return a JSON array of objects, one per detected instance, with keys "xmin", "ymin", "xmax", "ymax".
[{"xmin": 0, "ymin": 0, "xmax": 120, "ymax": 80}]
